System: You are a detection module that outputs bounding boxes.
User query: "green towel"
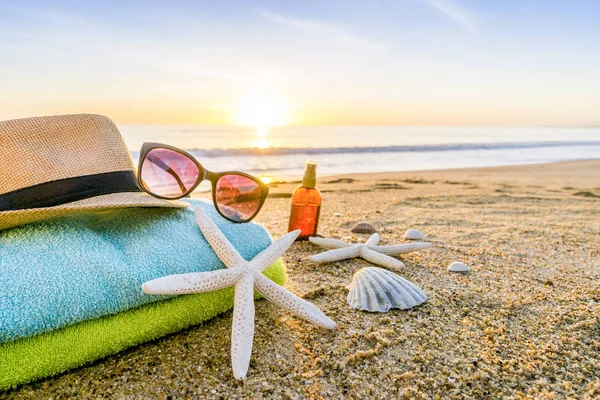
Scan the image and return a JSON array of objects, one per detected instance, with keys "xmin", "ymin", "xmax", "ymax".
[{"xmin": 0, "ymin": 260, "xmax": 285, "ymax": 390}]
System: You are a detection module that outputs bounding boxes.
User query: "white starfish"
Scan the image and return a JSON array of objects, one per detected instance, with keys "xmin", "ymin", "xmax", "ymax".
[
  {"xmin": 142, "ymin": 207, "xmax": 336, "ymax": 380},
  {"xmin": 308, "ymin": 233, "xmax": 432, "ymax": 271}
]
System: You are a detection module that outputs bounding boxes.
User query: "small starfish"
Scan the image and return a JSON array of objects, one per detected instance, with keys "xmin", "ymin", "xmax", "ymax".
[
  {"xmin": 308, "ymin": 233, "xmax": 432, "ymax": 271},
  {"xmin": 142, "ymin": 207, "xmax": 336, "ymax": 380}
]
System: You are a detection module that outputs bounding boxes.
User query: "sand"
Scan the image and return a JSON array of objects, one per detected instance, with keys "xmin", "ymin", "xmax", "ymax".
[{"xmin": 5, "ymin": 160, "xmax": 600, "ymax": 399}]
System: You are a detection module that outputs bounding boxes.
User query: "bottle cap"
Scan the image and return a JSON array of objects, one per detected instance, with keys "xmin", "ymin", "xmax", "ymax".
[{"xmin": 302, "ymin": 160, "xmax": 317, "ymax": 188}]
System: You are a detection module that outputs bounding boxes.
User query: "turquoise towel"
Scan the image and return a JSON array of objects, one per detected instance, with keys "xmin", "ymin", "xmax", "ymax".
[{"xmin": 0, "ymin": 199, "xmax": 274, "ymax": 343}]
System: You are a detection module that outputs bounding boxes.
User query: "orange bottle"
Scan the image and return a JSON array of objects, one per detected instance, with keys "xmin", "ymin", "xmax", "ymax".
[{"xmin": 288, "ymin": 161, "xmax": 322, "ymax": 240}]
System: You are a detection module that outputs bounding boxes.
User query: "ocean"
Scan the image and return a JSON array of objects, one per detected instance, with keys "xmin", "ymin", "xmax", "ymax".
[{"xmin": 120, "ymin": 125, "xmax": 600, "ymax": 182}]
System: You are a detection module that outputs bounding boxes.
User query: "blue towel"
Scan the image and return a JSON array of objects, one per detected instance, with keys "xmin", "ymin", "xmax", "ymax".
[{"xmin": 0, "ymin": 199, "xmax": 274, "ymax": 343}]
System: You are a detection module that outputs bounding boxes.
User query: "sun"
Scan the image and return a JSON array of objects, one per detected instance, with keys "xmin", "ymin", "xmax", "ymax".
[{"xmin": 234, "ymin": 92, "xmax": 292, "ymax": 130}]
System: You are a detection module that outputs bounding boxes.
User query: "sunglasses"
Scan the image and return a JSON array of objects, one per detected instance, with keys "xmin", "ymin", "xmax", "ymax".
[{"xmin": 137, "ymin": 143, "xmax": 269, "ymax": 223}]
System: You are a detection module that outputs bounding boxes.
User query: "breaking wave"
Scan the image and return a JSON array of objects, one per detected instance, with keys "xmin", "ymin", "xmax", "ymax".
[{"xmin": 180, "ymin": 141, "xmax": 600, "ymax": 158}]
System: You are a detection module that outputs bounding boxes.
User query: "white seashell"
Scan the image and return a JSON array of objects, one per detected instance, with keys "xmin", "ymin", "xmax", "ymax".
[
  {"xmin": 404, "ymin": 229, "xmax": 427, "ymax": 240},
  {"xmin": 347, "ymin": 267, "xmax": 427, "ymax": 312},
  {"xmin": 448, "ymin": 261, "xmax": 470, "ymax": 273}
]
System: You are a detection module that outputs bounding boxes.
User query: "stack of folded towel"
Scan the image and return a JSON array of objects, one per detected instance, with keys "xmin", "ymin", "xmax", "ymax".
[{"xmin": 0, "ymin": 199, "xmax": 286, "ymax": 390}]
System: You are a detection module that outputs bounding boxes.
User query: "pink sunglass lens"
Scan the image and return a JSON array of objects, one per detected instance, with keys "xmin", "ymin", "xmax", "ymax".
[
  {"xmin": 141, "ymin": 148, "xmax": 200, "ymax": 198},
  {"xmin": 215, "ymin": 174, "xmax": 263, "ymax": 222}
]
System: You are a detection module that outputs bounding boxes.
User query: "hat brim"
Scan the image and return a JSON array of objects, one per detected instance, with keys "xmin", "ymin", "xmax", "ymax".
[{"xmin": 0, "ymin": 192, "xmax": 189, "ymax": 231}]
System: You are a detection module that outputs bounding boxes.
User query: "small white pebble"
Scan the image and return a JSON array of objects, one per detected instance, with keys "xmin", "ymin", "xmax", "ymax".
[
  {"xmin": 448, "ymin": 261, "xmax": 471, "ymax": 273},
  {"xmin": 197, "ymin": 366, "xmax": 202, "ymax": 372},
  {"xmin": 404, "ymin": 229, "xmax": 427, "ymax": 240},
  {"xmin": 333, "ymin": 213, "xmax": 342, "ymax": 217}
]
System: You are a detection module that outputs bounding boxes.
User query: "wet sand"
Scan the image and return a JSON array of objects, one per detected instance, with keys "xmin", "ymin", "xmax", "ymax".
[{"xmin": 5, "ymin": 160, "xmax": 600, "ymax": 399}]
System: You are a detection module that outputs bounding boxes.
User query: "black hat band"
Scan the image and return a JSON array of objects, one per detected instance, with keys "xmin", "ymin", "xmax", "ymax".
[{"xmin": 0, "ymin": 171, "xmax": 142, "ymax": 212}]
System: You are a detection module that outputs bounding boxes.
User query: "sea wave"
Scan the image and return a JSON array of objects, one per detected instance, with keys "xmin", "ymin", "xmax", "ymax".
[{"xmin": 178, "ymin": 141, "xmax": 600, "ymax": 158}]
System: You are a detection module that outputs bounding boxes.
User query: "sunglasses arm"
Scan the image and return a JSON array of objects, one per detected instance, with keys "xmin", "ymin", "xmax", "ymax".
[{"xmin": 147, "ymin": 154, "xmax": 188, "ymax": 193}]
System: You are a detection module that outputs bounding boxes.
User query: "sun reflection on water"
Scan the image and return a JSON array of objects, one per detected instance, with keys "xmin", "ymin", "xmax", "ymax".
[
  {"xmin": 254, "ymin": 125, "xmax": 271, "ymax": 149},
  {"xmin": 256, "ymin": 137, "xmax": 270, "ymax": 149},
  {"xmin": 257, "ymin": 126, "xmax": 268, "ymax": 139}
]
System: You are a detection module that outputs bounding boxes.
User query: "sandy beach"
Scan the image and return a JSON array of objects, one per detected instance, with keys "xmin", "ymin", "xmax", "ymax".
[{"xmin": 5, "ymin": 159, "xmax": 599, "ymax": 399}]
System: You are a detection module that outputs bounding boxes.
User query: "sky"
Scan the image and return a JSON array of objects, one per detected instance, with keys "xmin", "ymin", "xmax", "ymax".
[{"xmin": 1, "ymin": 0, "xmax": 599, "ymax": 126}]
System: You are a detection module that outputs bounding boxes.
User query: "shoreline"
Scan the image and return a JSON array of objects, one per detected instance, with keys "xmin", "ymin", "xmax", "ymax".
[
  {"xmin": 316, "ymin": 158, "xmax": 600, "ymax": 181},
  {"xmin": 258, "ymin": 155, "xmax": 600, "ymax": 183},
  {"xmin": 260, "ymin": 159, "xmax": 600, "ymax": 199}
]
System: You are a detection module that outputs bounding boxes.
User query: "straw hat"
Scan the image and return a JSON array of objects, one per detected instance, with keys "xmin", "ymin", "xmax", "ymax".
[{"xmin": 0, "ymin": 114, "xmax": 188, "ymax": 231}]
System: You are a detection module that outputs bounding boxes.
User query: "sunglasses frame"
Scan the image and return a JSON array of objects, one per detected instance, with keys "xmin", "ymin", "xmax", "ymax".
[{"xmin": 137, "ymin": 142, "xmax": 269, "ymax": 223}]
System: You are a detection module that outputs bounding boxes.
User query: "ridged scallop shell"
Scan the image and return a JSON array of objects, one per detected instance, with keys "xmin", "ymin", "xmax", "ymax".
[
  {"xmin": 347, "ymin": 267, "xmax": 427, "ymax": 312},
  {"xmin": 350, "ymin": 222, "xmax": 377, "ymax": 234}
]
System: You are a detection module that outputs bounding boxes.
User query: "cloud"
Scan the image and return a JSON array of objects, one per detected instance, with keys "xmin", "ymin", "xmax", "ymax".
[
  {"xmin": 421, "ymin": 0, "xmax": 476, "ymax": 32},
  {"xmin": 258, "ymin": 10, "xmax": 385, "ymax": 51}
]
